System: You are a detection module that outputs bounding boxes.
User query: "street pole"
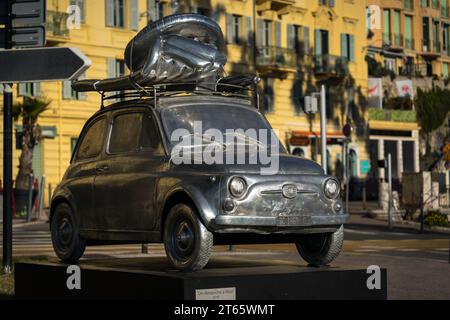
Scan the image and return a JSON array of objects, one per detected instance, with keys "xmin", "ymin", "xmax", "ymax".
[
  {"xmin": 345, "ymin": 139, "xmax": 350, "ymax": 214},
  {"xmin": 320, "ymin": 85, "xmax": 327, "ymax": 174},
  {"xmin": 252, "ymin": 0, "xmax": 257, "ymax": 73},
  {"xmin": 387, "ymin": 153, "xmax": 393, "ymax": 230},
  {"xmin": 2, "ymin": 0, "xmax": 13, "ymax": 274}
]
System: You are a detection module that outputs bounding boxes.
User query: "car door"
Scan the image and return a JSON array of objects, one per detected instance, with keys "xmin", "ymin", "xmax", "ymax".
[
  {"xmin": 93, "ymin": 108, "xmax": 165, "ymax": 234},
  {"xmin": 68, "ymin": 115, "xmax": 108, "ymax": 231}
]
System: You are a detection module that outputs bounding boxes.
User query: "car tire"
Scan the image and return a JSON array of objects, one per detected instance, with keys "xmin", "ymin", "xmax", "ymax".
[
  {"xmin": 295, "ymin": 225, "xmax": 344, "ymax": 267},
  {"xmin": 51, "ymin": 203, "xmax": 86, "ymax": 263},
  {"xmin": 163, "ymin": 203, "xmax": 213, "ymax": 271}
]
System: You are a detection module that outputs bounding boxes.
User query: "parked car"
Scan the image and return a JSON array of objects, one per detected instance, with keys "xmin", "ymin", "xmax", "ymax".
[{"xmin": 50, "ymin": 86, "xmax": 348, "ymax": 271}]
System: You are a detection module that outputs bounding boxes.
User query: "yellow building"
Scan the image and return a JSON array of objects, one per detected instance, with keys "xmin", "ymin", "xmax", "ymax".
[{"xmin": 0, "ymin": 0, "xmax": 370, "ymax": 205}]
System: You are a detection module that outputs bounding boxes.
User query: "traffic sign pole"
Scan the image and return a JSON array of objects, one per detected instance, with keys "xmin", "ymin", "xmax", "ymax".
[{"xmin": 3, "ymin": 0, "xmax": 13, "ymax": 274}]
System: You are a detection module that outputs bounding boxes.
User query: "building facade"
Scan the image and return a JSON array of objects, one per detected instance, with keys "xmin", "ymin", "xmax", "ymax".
[{"xmin": 0, "ymin": 0, "xmax": 370, "ymax": 205}]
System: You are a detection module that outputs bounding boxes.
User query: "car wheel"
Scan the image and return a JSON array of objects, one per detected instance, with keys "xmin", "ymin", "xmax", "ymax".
[
  {"xmin": 163, "ymin": 203, "xmax": 213, "ymax": 271},
  {"xmin": 295, "ymin": 225, "xmax": 344, "ymax": 267},
  {"xmin": 51, "ymin": 203, "xmax": 86, "ymax": 263}
]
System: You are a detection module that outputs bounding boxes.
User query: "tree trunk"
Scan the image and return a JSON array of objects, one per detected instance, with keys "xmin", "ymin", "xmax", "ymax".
[{"xmin": 15, "ymin": 123, "xmax": 34, "ymax": 190}]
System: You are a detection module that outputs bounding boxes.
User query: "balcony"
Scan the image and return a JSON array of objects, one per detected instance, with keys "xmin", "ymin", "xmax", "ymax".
[
  {"xmin": 400, "ymin": 63, "xmax": 427, "ymax": 77},
  {"xmin": 405, "ymin": 38, "xmax": 415, "ymax": 50},
  {"xmin": 393, "ymin": 34, "xmax": 404, "ymax": 48},
  {"xmin": 369, "ymin": 108, "xmax": 417, "ymax": 123},
  {"xmin": 314, "ymin": 55, "xmax": 349, "ymax": 77},
  {"xmin": 256, "ymin": 46, "xmax": 298, "ymax": 73},
  {"xmin": 45, "ymin": 11, "xmax": 70, "ymax": 40},
  {"xmin": 383, "ymin": 32, "xmax": 391, "ymax": 46},
  {"xmin": 256, "ymin": 0, "xmax": 295, "ymax": 15}
]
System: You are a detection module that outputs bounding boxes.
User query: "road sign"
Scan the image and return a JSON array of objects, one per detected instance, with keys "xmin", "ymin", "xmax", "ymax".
[
  {"xmin": 0, "ymin": 26, "xmax": 45, "ymax": 48},
  {"xmin": 0, "ymin": 47, "xmax": 91, "ymax": 83},
  {"xmin": 0, "ymin": 0, "xmax": 46, "ymax": 26}
]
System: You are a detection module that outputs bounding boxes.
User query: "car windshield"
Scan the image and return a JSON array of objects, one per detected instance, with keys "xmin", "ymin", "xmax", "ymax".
[{"xmin": 161, "ymin": 104, "xmax": 285, "ymax": 153}]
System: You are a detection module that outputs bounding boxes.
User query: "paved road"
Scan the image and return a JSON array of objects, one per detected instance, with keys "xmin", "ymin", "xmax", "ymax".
[{"xmin": 1, "ymin": 216, "xmax": 450, "ymax": 299}]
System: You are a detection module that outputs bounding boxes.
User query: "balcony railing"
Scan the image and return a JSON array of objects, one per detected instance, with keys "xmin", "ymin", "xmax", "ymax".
[
  {"xmin": 369, "ymin": 108, "xmax": 417, "ymax": 123},
  {"xmin": 45, "ymin": 11, "xmax": 70, "ymax": 38},
  {"xmin": 400, "ymin": 63, "xmax": 427, "ymax": 77},
  {"xmin": 393, "ymin": 34, "xmax": 404, "ymax": 47},
  {"xmin": 383, "ymin": 32, "xmax": 391, "ymax": 45},
  {"xmin": 314, "ymin": 55, "xmax": 349, "ymax": 76},
  {"xmin": 256, "ymin": 46, "xmax": 298, "ymax": 69},
  {"xmin": 405, "ymin": 38, "xmax": 415, "ymax": 50}
]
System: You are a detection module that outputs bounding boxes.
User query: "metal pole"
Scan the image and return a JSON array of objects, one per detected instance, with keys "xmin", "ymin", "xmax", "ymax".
[
  {"xmin": 320, "ymin": 85, "xmax": 327, "ymax": 174},
  {"xmin": 2, "ymin": 0, "xmax": 13, "ymax": 274},
  {"xmin": 27, "ymin": 174, "xmax": 34, "ymax": 222},
  {"xmin": 345, "ymin": 139, "xmax": 350, "ymax": 214},
  {"xmin": 252, "ymin": 0, "xmax": 257, "ymax": 73},
  {"xmin": 420, "ymin": 192, "xmax": 424, "ymax": 234},
  {"xmin": 38, "ymin": 175, "xmax": 46, "ymax": 220},
  {"xmin": 387, "ymin": 153, "xmax": 393, "ymax": 229},
  {"xmin": 48, "ymin": 183, "xmax": 52, "ymax": 208}
]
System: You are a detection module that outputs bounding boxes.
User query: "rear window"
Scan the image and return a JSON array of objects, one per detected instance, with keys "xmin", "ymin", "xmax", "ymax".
[
  {"xmin": 77, "ymin": 117, "xmax": 107, "ymax": 160},
  {"xmin": 109, "ymin": 112, "xmax": 143, "ymax": 154}
]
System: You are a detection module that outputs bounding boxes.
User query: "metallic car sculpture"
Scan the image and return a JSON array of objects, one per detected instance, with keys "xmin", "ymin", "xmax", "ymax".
[{"xmin": 50, "ymin": 14, "xmax": 349, "ymax": 271}]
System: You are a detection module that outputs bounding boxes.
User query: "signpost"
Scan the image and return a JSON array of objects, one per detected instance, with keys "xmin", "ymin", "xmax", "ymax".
[
  {"xmin": 0, "ymin": 48, "xmax": 91, "ymax": 83},
  {"xmin": 1, "ymin": 0, "xmax": 90, "ymax": 273}
]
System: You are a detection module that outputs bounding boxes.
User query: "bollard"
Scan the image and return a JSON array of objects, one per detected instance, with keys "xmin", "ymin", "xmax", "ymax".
[
  {"xmin": 38, "ymin": 175, "xmax": 46, "ymax": 220},
  {"xmin": 362, "ymin": 184, "xmax": 367, "ymax": 211},
  {"xmin": 48, "ymin": 183, "xmax": 52, "ymax": 207},
  {"xmin": 27, "ymin": 174, "xmax": 34, "ymax": 222}
]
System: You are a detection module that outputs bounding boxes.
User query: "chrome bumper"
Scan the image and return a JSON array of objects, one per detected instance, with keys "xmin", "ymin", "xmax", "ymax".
[{"xmin": 213, "ymin": 213, "xmax": 350, "ymax": 227}]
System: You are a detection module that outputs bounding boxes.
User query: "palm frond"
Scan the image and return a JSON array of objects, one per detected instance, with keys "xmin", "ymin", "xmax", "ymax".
[{"xmin": 13, "ymin": 96, "xmax": 51, "ymax": 122}]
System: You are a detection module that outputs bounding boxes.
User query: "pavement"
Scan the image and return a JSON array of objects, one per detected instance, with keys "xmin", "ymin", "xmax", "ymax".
[{"xmin": 1, "ymin": 205, "xmax": 450, "ymax": 299}]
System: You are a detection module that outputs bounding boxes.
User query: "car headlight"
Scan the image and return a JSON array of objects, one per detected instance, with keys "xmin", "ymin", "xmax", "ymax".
[
  {"xmin": 324, "ymin": 178, "xmax": 340, "ymax": 199},
  {"xmin": 229, "ymin": 177, "xmax": 247, "ymax": 198}
]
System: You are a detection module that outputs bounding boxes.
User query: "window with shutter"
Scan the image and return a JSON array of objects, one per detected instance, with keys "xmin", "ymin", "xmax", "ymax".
[
  {"xmin": 245, "ymin": 16, "xmax": 252, "ymax": 45},
  {"xmin": 106, "ymin": 0, "xmax": 125, "ymax": 28},
  {"xmin": 287, "ymin": 24, "xmax": 295, "ymax": 49},
  {"xmin": 130, "ymin": 0, "xmax": 139, "ymax": 31},
  {"xmin": 147, "ymin": 0, "xmax": 156, "ymax": 23},
  {"xmin": 304, "ymin": 26, "xmax": 310, "ymax": 55},
  {"xmin": 275, "ymin": 21, "xmax": 281, "ymax": 48}
]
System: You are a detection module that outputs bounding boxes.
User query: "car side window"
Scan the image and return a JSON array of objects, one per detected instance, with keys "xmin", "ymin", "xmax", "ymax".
[
  {"xmin": 76, "ymin": 117, "xmax": 107, "ymax": 161},
  {"xmin": 139, "ymin": 112, "xmax": 162, "ymax": 151},
  {"xmin": 109, "ymin": 112, "xmax": 143, "ymax": 154}
]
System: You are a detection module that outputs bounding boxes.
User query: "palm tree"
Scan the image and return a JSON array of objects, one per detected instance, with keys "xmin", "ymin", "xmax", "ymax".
[{"xmin": 13, "ymin": 96, "xmax": 51, "ymax": 191}]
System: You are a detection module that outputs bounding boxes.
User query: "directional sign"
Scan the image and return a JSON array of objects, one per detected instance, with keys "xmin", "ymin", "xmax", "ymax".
[
  {"xmin": 0, "ymin": 47, "xmax": 91, "ymax": 83},
  {"xmin": 0, "ymin": 0, "xmax": 46, "ymax": 26},
  {"xmin": 0, "ymin": 26, "xmax": 46, "ymax": 48}
]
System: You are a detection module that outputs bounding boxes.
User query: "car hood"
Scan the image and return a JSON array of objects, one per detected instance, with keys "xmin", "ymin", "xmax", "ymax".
[{"xmin": 172, "ymin": 154, "xmax": 324, "ymax": 175}]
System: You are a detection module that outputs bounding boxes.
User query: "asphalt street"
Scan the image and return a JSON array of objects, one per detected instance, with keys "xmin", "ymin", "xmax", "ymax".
[{"xmin": 1, "ymin": 214, "xmax": 449, "ymax": 299}]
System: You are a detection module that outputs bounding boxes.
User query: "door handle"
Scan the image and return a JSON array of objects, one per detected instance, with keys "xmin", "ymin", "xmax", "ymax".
[{"xmin": 95, "ymin": 165, "xmax": 110, "ymax": 173}]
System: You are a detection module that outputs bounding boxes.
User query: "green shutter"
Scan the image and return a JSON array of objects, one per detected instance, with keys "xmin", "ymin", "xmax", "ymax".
[
  {"xmin": 33, "ymin": 83, "xmax": 41, "ymax": 97},
  {"xmin": 246, "ymin": 16, "xmax": 252, "ymax": 44},
  {"xmin": 315, "ymin": 29, "xmax": 322, "ymax": 55},
  {"xmin": 63, "ymin": 81, "xmax": 72, "ymax": 99},
  {"xmin": 349, "ymin": 35, "xmax": 355, "ymax": 61},
  {"xmin": 341, "ymin": 33, "xmax": 348, "ymax": 58},
  {"xmin": 304, "ymin": 26, "xmax": 310, "ymax": 54},
  {"xmin": 256, "ymin": 19, "xmax": 264, "ymax": 46},
  {"xmin": 130, "ymin": 0, "xmax": 139, "ymax": 31},
  {"xmin": 107, "ymin": 57, "xmax": 116, "ymax": 78},
  {"xmin": 275, "ymin": 21, "xmax": 281, "ymax": 47},
  {"xmin": 106, "ymin": 0, "xmax": 114, "ymax": 27},
  {"xmin": 287, "ymin": 24, "xmax": 295, "ymax": 49},
  {"xmin": 226, "ymin": 14, "xmax": 233, "ymax": 44},
  {"xmin": 18, "ymin": 83, "xmax": 27, "ymax": 96},
  {"xmin": 147, "ymin": 0, "xmax": 156, "ymax": 22}
]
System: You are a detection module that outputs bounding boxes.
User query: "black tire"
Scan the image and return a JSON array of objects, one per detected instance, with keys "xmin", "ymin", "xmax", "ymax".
[
  {"xmin": 163, "ymin": 203, "xmax": 213, "ymax": 271},
  {"xmin": 295, "ymin": 225, "xmax": 344, "ymax": 267},
  {"xmin": 51, "ymin": 203, "xmax": 86, "ymax": 263}
]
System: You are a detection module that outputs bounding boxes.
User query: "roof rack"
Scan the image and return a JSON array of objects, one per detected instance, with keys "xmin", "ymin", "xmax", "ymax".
[{"xmin": 98, "ymin": 76, "xmax": 261, "ymax": 110}]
